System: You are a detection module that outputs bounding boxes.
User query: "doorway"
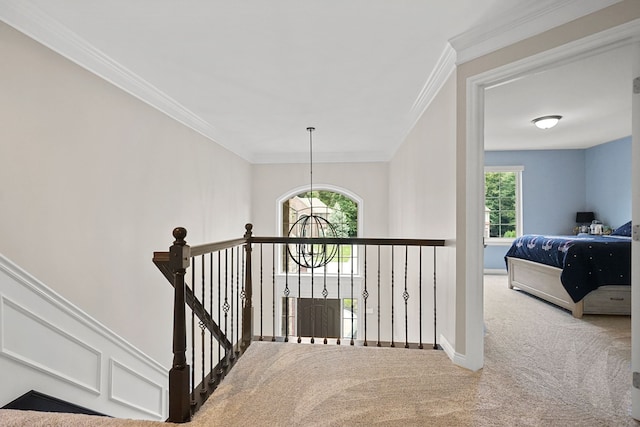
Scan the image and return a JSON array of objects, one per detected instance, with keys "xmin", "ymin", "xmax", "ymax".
[
  {"xmin": 297, "ymin": 298, "xmax": 341, "ymax": 339},
  {"xmin": 467, "ymin": 20, "xmax": 640, "ymax": 418}
]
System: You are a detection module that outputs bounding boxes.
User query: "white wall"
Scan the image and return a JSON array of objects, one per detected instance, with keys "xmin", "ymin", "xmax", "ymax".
[
  {"xmin": 388, "ymin": 73, "xmax": 457, "ymax": 352},
  {"xmin": 250, "ymin": 162, "xmax": 389, "ymax": 340},
  {"xmin": 251, "ymin": 162, "xmax": 388, "ymax": 238},
  {"xmin": 0, "ymin": 21, "xmax": 252, "ymax": 371}
]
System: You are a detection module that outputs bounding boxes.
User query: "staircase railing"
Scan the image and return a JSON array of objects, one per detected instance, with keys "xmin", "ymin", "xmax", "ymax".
[
  {"xmin": 154, "ymin": 224, "xmax": 446, "ymax": 423},
  {"xmin": 153, "ymin": 226, "xmax": 252, "ymax": 423}
]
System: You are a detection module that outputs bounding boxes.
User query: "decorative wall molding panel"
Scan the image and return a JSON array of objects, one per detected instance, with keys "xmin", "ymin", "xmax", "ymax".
[
  {"xmin": 0, "ymin": 254, "xmax": 168, "ymax": 420},
  {"xmin": 109, "ymin": 359, "xmax": 164, "ymax": 419},
  {"xmin": 1, "ymin": 297, "xmax": 102, "ymax": 394}
]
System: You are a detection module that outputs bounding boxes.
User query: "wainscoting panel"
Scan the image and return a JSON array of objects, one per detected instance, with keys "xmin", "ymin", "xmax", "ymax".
[
  {"xmin": 109, "ymin": 358, "xmax": 164, "ymax": 419},
  {"xmin": 0, "ymin": 254, "xmax": 168, "ymax": 420},
  {"xmin": 1, "ymin": 297, "xmax": 102, "ymax": 393}
]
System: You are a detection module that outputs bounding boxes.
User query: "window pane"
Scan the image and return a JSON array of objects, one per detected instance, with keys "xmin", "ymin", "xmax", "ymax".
[
  {"xmin": 283, "ymin": 190, "xmax": 358, "ymax": 273},
  {"xmin": 485, "ymin": 170, "xmax": 519, "ymax": 239}
]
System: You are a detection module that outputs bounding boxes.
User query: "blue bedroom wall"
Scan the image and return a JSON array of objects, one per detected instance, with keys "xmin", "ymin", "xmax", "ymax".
[
  {"xmin": 484, "ymin": 137, "xmax": 631, "ymax": 271},
  {"xmin": 484, "ymin": 149, "xmax": 585, "ymax": 270},
  {"xmin": 585, "ymin": 136, "xmax": 632, "ymax": 230}
]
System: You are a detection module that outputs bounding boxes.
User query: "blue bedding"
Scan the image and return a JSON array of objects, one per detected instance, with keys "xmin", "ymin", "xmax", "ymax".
[{"xmin": 505, "ymin": 234, "xmax": 631, "ymax": 303}]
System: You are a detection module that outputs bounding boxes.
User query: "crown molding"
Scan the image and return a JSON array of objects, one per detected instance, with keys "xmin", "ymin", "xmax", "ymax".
[
  {"xmin": 250, "ymin": 149, "xmax": 390, "ymax": 165},
  {"xmin": 408, "ymin": 43, "xmax": 457, "ymax": 125},
  {"xmin": 450, "ymin": 0, "xmax": 623, "ymax": 64},
  {"xmin": 0, "ymin": 0, "xmax": 249, "ymax": 160},
  {"xmin": 389, "ymin": 43, "xmax": 456, "ymax": 161}
]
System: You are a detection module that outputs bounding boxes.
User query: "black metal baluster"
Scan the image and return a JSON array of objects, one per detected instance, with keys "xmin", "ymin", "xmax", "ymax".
[
  {"xmin": 350, "ymin": 244, "xmax": 354, "ymax": 346},
  {"xmin": 240, "ymin": 245, "xmax": 246, "ymax": 347},
  {"xmin": 217, "ymin": 252, "xmax": 223, "ymax": 376},
  {"xmin": 433, "ymin": 247, "xmax": 438, "ymax": 349},
  {"xmin": 363, "ymin": 245, "xmax": 368, "ymax": 346},
  {"xmin": 230, "ymin": 249, "xmax": 235, "ymax": 360},
  {"xmin": 259, "ymin": 244, "xmax": 264, "ymax": 341},
  {"xmin": 284, "ymin": 247, "xmax": 290, "ymax": 342},
  {"xmin": 391, "ymin": 246, "xmax": 395, "ymax": 348},
  {"xmin": 336, "ymin": 243, "xmax": 341, "ymax": 346},
  {"xmin": 297, "ymin": 258, "xmax": 302, "ymax": 344},
  {"xmin": 223, "ymin": 250, "xmax": 229, "ymax": 368},
  {"xmin": 322, "ymin": 244, "xmax": 328, "ymax": 345},
  {"xmin": 377, "ymin": 245, "xmax": 381, "ymax": 347},
  {"xmin": 310, "ymin": 249, "xmax": 315, "ymax": 345},
  {"xmin": 191, "ymin": 258, "xmax": 196, "ymax": 395},
  {"xmin": 209, "ymin": 253, "xmax": 215, "ymax": 386},
  {"xmin": 404, "ymin": 246, "xmax": 409, "ymax": 349},
  {"xmin": 272, "ymin": 244, "xmax": 276, "ymax": 341},
  {"xmin": 419, "ymin": 247, "xmax": 424, "ymax": 349},
  {"xmin": 236, "ymin": 246, "xmax": 241, "ymax": 355},
  {"xmin": 200, "ymin": 255, "xmax": 206, "ymax": 392}
]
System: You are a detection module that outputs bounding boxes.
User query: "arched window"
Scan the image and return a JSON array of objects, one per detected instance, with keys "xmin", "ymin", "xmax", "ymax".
[
  {"xmin": 280, "ymin": 188, "xmax": 360, "ymax": 275},
  {"xmin": 279, "ymin": 187, "xmax": 362, "ymax": 340}
]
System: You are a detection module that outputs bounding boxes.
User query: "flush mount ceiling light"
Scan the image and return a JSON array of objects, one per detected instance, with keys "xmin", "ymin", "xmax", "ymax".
[{"xmin": 532, "ymin": 115, "xmax": 562, "ymax": 130}]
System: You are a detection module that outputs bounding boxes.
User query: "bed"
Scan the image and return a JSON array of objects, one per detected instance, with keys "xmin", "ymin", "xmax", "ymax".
[{"xmin": 505, "ymin": 221, "xmax": 632, "ymax": 318}]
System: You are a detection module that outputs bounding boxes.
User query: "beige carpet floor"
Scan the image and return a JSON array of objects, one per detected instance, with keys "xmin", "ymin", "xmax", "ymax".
[{"xmin": 1, "ymin": 275, "xmax": 636, "ymax": 426}]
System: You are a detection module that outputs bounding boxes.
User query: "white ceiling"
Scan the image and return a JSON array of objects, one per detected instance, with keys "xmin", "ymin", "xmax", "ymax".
[
  {"xmin": 484, "ymin": 43, "xmax": 632, "ymax": 151},
  {"xmin": 0, "ymin": 0, "xmax": 630, "ymax": 162}
]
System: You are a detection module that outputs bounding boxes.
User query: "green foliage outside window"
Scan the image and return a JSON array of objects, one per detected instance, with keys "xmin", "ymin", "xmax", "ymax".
[
  {"xmin": 299, "ymin": 191, "xmax": 358, "ymax": 237},
  {"xmin": 485, "ymin": 172, "xmax": 516, "ymax": 238}
]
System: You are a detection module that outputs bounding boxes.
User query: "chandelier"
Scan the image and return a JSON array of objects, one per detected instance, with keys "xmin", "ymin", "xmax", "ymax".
[{"xmin": 286, "ymin": 127, "xmax": 338, "ymax": 268}]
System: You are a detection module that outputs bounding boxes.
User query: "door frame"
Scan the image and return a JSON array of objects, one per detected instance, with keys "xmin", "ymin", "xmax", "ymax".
[
  {"xmin": 630, "ymin": 39, "xmax": 640, "ymax": 420},
  {"xmin": 465, "ymin": 20, "xmax": 640, "ymax": 372}
]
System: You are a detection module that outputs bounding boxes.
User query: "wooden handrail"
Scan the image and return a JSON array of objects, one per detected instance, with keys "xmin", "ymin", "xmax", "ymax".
[
  {"xmin": 190, "ymin": 237, "xmax": 248, "ymax": 257},
  {"xmin": 250, "ymin": 236, "xmax": 445, "ymax": 247}
]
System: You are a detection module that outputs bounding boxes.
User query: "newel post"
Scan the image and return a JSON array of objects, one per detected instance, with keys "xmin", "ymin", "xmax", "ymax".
[
  {"xmin": 242, "ymin": 223, "xmax": 254, "ymax": 349},
  {"xmin": 168, "ymin": 227, "xmax": 191, "ymax": 423}
]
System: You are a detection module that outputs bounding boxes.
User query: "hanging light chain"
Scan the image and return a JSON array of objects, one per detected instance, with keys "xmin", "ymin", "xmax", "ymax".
[{"xmin": 307, "ymin": 127, "xmax": 315, "ymax": 220}]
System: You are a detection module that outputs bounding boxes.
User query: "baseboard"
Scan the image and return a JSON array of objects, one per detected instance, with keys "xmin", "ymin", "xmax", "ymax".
[
  {"xmin": 439, "ymin": 333, "xmax": 485, "ymax": 372},
  {"xmin": 439, "ymin": 334, "xmax": 467, "ymax": 366},
  {"xmin": 484, "ymin": 269, "xmax": 507, "ymax": 275}
]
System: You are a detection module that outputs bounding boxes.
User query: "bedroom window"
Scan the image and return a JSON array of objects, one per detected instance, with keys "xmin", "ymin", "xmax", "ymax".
[{"xmin": 484, "ymin": 166, "xmax": 523, "ymax": 243}]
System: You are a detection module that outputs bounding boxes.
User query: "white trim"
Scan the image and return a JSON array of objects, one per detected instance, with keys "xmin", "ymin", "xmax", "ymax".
[
  {"xmin": 483, "ymin": 269, "xmax": 508, "ymax": 275},
  {"xmin": 484, "ymin": 165, "xmax": 524, "ymax": 173},
  {"xmin": 396, "ymin": 44, "xmax": 457, "ymax": 154},
  {"xmin": 439, "ymin": 334, "xmax": 474, "ymax": 370},
  {"xmin": 0, "ymin": 254, "xmax": 166, "ymax": 375},
  {"xmin": 0, "ymin": 296, "xmax": 102, "ymax": 394},
  {"xmin": 465, "ymin": 18, "xmax": 640, "ymax": 373},
  {"xmin": 484, "ymin": 238, "xmax": 515, "ymax": 247},
  {"xmin": 630, "ymin": 38, "xmax": 640, "ymax": 422},
  {"xmin": 451, "ymin": 0, "xmax": 623, "ymax": 64},
  {"xmin": 484, "ymin": 166, "xmax": 524, "ymax": 240},
  {"xmin": 252, "ymin": 150, "xmax": 390, "ymax": 165},
  {"xmin": 0, "ymin": 1, "xmax": 247, "ymax": 161},
  {"xmin": 109, "ymin": 358, "xmax": 165, "ymax": 419},
  {"xmin": 0, "ymin": 253, "xmax": 167, "ymax": 419},
  {"xmin": 466, "ymin": 19, "xmax": 640, "ymax": 91},
  {"xmin": 463, "ymin": 66, "xmax": 486, "ymax": 372}
]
